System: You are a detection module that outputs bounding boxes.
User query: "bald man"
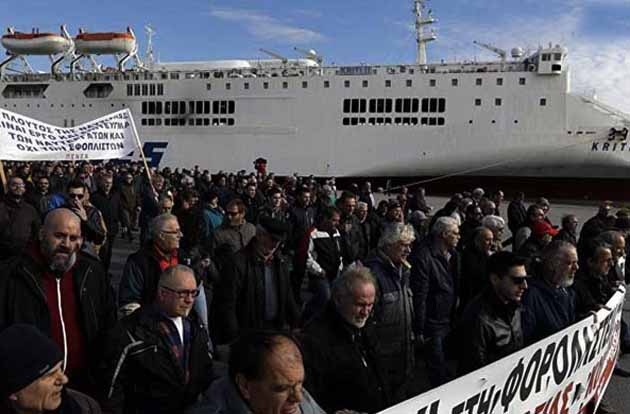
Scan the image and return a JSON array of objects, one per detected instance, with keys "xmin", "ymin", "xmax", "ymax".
[
  {"xmin": 101, "ymin": 265, "xmax": 214, "ymax": 414},
  {"xmin": 0, "ymin": 207, "xmax": 116, "ymax": 391},
  {"xmin": 192, "ymin": 331, "xmax": 325, "ymax": 414}
]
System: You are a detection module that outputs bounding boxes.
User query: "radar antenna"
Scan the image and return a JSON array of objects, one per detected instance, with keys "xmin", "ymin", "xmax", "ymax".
[
  {"xmin": 293, "ymin": 47, "xmax": 323, "ymax": 64},
  {"xmin": 473, "ymin": 40, "xmax": 507, "ymax": 62},
  {"xmin": 414, "ymin": 0, "xmax": 437, "ymax": 65},
  {"xmin": 145, "ymin": 24, "xmax": 156, "ymax": 67}
]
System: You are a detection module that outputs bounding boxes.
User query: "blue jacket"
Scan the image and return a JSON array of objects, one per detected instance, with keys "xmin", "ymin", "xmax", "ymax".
[{"xmin": 521, "ymin": 277, "xmax": 576, "ymax": 345}]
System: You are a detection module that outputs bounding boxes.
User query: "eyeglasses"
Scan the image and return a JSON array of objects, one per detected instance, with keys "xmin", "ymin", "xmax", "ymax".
[
  {"xmin": 68, "ymin": 193, "xmax": 84, "ymax": 200},
  {"xmin": 226, "ymin": 211, "xmax": 241, "ymax": 217},
  {"xmin": 160, "ymin": 285, "xmax": 200, "ymax": 298}
]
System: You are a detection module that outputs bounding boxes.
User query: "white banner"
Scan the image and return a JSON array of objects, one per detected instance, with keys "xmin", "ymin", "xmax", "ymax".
[
  {"xmin": 0, "ymin": 108, "xmax": 138, "ymax": 161},
  {"xmin": 380, "ymin": 286, "xmax": 626, "ymax": 414}
]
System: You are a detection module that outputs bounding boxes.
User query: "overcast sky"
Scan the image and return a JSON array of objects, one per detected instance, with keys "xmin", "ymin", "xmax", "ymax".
[{"xmin": 3, "ymin": 0, "xmax": 630, "ymax": 112}]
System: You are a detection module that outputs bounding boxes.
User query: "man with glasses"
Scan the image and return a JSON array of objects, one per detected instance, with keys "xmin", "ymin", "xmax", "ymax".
[
  {"xmin": 119, "ymin": 213, "xmax": 188, "ymax": 316},
  {"xmin": 457, "ymin": 251, "xmax": 528, "ymax": 374},
  {"xmin": 0, "ymin": 175, "xmax": 40, "ymax": 260},
  {"xmin": 210, "ymin": 198, "xmax": 256, "ymax": 259},
  {"xmin": 214, "ymin": 216, "xmax": 299, "ymax": 344},
  {"xmin": 65, "ymin": 180, "xmax": 107, "ymax": 260},
  {"xmin": 101, "ymin": 265, "xmax": 213, "ymax": 414}
]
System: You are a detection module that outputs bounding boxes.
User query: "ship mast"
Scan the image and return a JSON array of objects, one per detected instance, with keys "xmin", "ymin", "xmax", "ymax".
[{"xmin": 414, "ymin": 0, "xmax": 436, "ymax": 65}]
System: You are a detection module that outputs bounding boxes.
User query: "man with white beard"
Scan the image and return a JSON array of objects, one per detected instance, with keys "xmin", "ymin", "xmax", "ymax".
[
  {"xmin": 521, "ymin": 241, "xmax": 579, "ymax": 345},
  {"xmin": 301, "ymin": 267, "xmax": 389, "ymax": 414},
  {"xmin": 0, "ymin": 208, "xmax": 117, "ymax": 391}
]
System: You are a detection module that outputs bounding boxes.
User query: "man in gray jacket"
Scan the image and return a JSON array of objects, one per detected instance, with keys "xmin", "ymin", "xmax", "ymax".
[{"xmin": 190, "ymin": 331, "xmax": 325, "ymax": 414}]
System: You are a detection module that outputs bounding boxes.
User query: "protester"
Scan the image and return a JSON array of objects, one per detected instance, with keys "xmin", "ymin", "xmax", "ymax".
[
  {"xmin": 302, "ymin": 266, "xmax": 389, "ymax": 413},
  {"xmin": 192, "ymin": 331, "xmax": 325, "ymax": 414},
  {"xmin": 460, "ymin": 227, "xmax": 494, "ymax": 307},
  {"xmin": 365, "ymin": 223, "xmax": 416, "ymax": 402},
  {"xmin": 214, "ymin": 216, "xmax": 299, "ymax": 344},
  {"xmin": 302, "ymin": 206, "xmax": 344, "ymax": 322},
  {"xmin": 209, "ymin": 198, "xmax": 256, "ymax": 258},
  {"xmin": 457, "ymin": 252, "xmax": 528, "ymax": 374},
  {"xmin": 90, "ymin": 172, "xmax": 122, "ymax": 272},
  {"xmin": 100, "ymin": 265, "xmax": 213, "ymax": 414},
  {"xmin": 0, "ymin": 208, "xmax": 117, "ymax": 390},
  {"xmin": 0, "ymin": 175, "xmax": 41, "ymax": 260},
  {"xmin": 554, "ymin": 214, "xmax": 579, "ymax": 246},
  {"xmin": 521, "ymin": 241, "xmax": 578, "ymax": 345},
  {"xmin": 0, "ymin": 324, "xmax": 101, "ymax": 414},
  {"xmin": 65, "ymin": 180, "xmax": 107, "ymax": 260}
]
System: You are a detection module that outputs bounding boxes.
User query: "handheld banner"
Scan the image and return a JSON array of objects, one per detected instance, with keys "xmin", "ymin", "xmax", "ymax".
[
  {"xmin": 380, "ymin": 286, "xmax": 625, "ymax": 414},
  {"xmin": 0, "ymin": 108, "xmax": 137, "ymax": 161}
]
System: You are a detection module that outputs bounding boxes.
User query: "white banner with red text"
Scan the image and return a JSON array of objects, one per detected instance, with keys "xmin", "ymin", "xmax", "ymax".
[
  {"xmin": 380, "ymin": 286, "xmax": 626, "ymax": 414},
  {"xmin": 0, "ymin": 108, "xmax": 138, "ymax": 161}
]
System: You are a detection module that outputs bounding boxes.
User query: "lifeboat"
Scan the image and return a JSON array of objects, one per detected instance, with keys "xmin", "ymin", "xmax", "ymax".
[
  {"xmin": 74, "ymin": 29, "xmax": 136, "ymax": 55},
  {"xmin": 1, "ymin": 30, "xmax": 72, "ymax": 55}
]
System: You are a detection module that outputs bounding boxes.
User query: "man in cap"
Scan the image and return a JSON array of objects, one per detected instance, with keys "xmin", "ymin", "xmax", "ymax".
[
  {"xmin": 214, "ymin": 216, "xmax": 300, "ymax": 344},
  {"xmin": 517, "ymin": 220, "xmax": 559, "ymax": 275},
  {"xmin": 0, "ymin": 324, "xmax": 100, "ymax": 414}
]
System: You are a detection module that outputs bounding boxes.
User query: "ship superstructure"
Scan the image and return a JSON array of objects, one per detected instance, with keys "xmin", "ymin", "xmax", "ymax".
[{"xmin": 0, "ymin": 1, "xmax": 628, "ymax": 179}]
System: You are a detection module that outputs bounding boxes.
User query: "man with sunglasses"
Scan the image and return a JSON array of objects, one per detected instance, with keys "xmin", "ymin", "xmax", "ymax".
[
  {"xmin": 457, "ymin": 251, "xmax": 528, "ymax": 375},
  {"xmin": 100, "ymin": 264, "xmax": 213, "ymax": 414},
  {"xmin": 214, "ymin": 216, "xmax": 299, "ymax": 344},
  {"xmin": 65, "ymin": 180, "xmax": 107, "ymax": 260}
]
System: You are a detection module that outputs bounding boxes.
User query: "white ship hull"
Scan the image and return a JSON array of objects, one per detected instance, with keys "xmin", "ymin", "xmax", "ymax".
[{"xmin": 0, "ymin": 54, "xmax": 628, "ymax": 180}]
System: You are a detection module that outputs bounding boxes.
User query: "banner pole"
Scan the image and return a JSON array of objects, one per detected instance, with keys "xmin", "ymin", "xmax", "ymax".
[
  {"xmin": 0, "ymin": 160, "xmax": 7, "ymax": 194},
  {"xmin": 127, "ymin": 110, "xmax": 157, "ymax": 196}
]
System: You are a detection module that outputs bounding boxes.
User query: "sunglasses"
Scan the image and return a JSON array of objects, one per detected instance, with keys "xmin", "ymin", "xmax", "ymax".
[
  {"xmin": 510, "ymin": 276, "xmax": 529, "ymax": 285},
  {"xmin": 226, "ymin": 211, "xmax": 241, "ymax": 217},
  {"xmin": 68, "ymin": 193, "xmax": 84, "ymax": 200}
]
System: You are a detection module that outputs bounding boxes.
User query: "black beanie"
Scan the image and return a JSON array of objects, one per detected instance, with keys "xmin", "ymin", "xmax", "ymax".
[{"xmin": 0, "ymin": 324, "xmax": 63, "ymax": 397}]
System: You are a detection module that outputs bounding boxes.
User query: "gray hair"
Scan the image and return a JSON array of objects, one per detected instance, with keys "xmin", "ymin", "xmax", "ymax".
[
  {"xmin": 148, "ymin": 213, "xmax": 178, "ymax": 241},
  {"xmin": 160, "ymin": 264, "xmax": 196, "ymax": 287},
  {"xmin": 541, "ymin": 240, "xmax": 576, "ymax": 282},
  {"xmin": 598, "ymin": 230, "xmax": 624, "ymax": 245},
  {"xmin": 431, "ymin": 216, "xmax": 459, "ymax": 237},
  {"xmin": 378, "ymin": 223, "xmax": 416, "ymax": 250},
  {"xmin": 481, "ymin": 215, "xmax": 505, "ymax": 232},
  {"xmin": 331, "ymin": 266, "xmax": 377, "ymax": 304}
]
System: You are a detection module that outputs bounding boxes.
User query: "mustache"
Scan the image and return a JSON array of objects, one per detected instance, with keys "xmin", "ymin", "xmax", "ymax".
[{"xmin": 54, "ymin": 247, "xmax": 73, "ymax": 255}]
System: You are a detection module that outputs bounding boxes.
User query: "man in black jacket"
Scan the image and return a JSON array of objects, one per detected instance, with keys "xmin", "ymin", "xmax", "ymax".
[
  {"xmin": 0, "ymin": 175, "xmax": 41, "ymax": 260},
  {"xmin": 0, "ymin": 208, "xmax": 117, "ymax": 391},
  {"xmin": 302, "ymin": 266, "xmax": 389, "ymax": 413},
  {"xmin": 214, "ymin": 216, "xmax": 300, "ymax": 344},
  {"xmin": 90, "ymin": 172, "xmax": 122, "ymax": 272},
  {"xmin": 100, "ymin": 265, "xmax": 213, "ymax": 414},
  {"xmin": 457, "ymin": 252, "xmax": 528, "ymax": 375},
  {"xmin": 410, "ymin": 216, "xmax": 461, "ymax": 387}
]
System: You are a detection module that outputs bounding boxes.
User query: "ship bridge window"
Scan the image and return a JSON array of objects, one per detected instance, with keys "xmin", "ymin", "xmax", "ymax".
[
  {"xmin": 2, "ymin": 84, "xmax": 49, "ymax": 99},
  {"xmin": 134, "ymin": 85, "xmax": 141, "ymax": 95},
  {"xmin": 554, "ymin": 53, "xmax": 562, "ymax": 61},
  {"xmin": 83, "ymin": 83, "xmax": 113, "ymax": 98},
  {"xmin": 142, "ymin": 84, "xmax": 148, "ymax": 95},
  {"xmin": 496, "ymin": 78, "xmax": 503, "ymax": 86},
  {"xmin": 541, "ymin": 54, "xmax": 550, "ymax": 61},
  {"xmin": 149, "ymin": 84, "xmax": 156, "ymax": 96},
  {"xmin": 170, "ymin": 73, "xmax": 180, "ymax": 80}
]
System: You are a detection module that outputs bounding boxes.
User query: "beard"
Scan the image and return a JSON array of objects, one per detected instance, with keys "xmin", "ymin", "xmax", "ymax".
[{"xmin": 42, "ymin": 241, "xmax": 77, "ymax": 273}]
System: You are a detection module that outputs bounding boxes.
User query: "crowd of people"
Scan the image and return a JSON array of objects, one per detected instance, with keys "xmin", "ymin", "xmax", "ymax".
[{"xmin": 0, "ymin": 159, "xmax": 628, "ymax": 414}]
